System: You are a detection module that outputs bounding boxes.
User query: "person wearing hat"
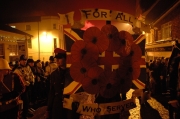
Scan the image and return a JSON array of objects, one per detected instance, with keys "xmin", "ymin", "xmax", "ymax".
[
  {"xmin": 45, "ymin": 56, "xmax": 57, "ymax": 77},
  {"xmin": 44, "ymin": 55, "xmax": 58, "ymax": 97},
  {"xmin": 0, "ymin": 58, "xmax": 25, "ymax": 119},
  {"xmin": 46, "ymin": 49, "xmax": 79, "ymax": 119},
  {"xmin": 14, "ymin": 55, "xmax": 35, "ymax": 119}
]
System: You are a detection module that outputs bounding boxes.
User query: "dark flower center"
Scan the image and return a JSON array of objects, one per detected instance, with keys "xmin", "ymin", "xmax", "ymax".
[
  {"xmin": 106, "ymin": 83, "xmax": 112, "ymax": 89},
  {"xmin": 80, "ymin": 67, "xmax": 86, "ymax": 74},
  {"xmin": 120, "ymin": 79, "xmax": 125, "ymax": 84},
  {"xmin": 81, "ymin": 48, "xmax": 87, "ymax": 55},
  {"xmin": 121, "ymin": 39, "xmax": 126, "ymax": 45},
  {"xmin": 92, "ymin": 79, "xmax": 97, "ymax": 85},
  {"xmin": 130, "ymin": 51, "xmax": 134, "ymax": 56},
  {"xmin": 128, "ymin": 67, "xmax": 133, "ymax": 72},
  {"xmin": 92, "ymin": 37, "xmax": 97, "ymax": 44},
  {"xmin": 108, "ymin": 34, "xmax": 113, "ymax": 39}
]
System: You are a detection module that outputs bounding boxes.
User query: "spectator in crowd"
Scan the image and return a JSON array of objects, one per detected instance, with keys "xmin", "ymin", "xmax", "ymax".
[
  {"xmin": 27, "ymin": 59, "xmax": 37, "ymax": 105},
  {"xmin": 46, "ymin": 49, "xmax": 76, "ymax": 119},
  {"xmin": 149, "ymin": 58, "xmax": 164, "ymax": 95},
  {"xmin": 36, "ymin": 61, "xmax": 46, "ymax": 100},
  {"xmin": 0, "ymin": 58, "xmax": 25, "ymax": 119},
  {"xmin": 14, "ymin": 55, "xmax": 35, "ymax": 119},
  {"xmin": 12, "ymin": 61, "xmax": 20, "ymax": 71},
  {"xmin": 44, "ymin": 56, "xmax": 57, "ymax": 96}
]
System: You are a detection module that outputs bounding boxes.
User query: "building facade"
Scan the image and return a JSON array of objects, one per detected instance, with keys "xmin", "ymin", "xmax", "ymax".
[
  {"xmin": 145, "ymin": 1, "xmax": 180, "ymax": 61},
  {"xmin": 9, "ymin": 16, "xmax": 64, "ymax": 62},
  {"xmin": 0, "ymin": 24, "xmax": 32, "ymax": 62}
]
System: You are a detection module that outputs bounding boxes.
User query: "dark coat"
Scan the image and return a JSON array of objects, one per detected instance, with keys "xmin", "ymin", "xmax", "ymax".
[
  {"xmin": 47, "ymin": 68, "xmax": 73, "ymax": 119},
  {"xmin": 0, "ymin": 72, "xmax": 25, "ymax": 112}
]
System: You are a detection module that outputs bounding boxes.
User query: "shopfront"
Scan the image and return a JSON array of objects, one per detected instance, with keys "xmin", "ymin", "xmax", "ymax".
[{"xmin": 145, "ymin": 41, "xmax": 174, "ymax": 61}]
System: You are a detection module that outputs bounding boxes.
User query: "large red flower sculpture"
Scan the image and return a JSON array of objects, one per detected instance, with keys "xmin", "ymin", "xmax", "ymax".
[
  {"xmin": 101, "ymin": 24, "xmax": 120, "ymax": 51},
  {"xmin": 115, "ymin": 30, "xmax": 134, "ymax": 57},
  {"xmin": 71, "ymin": 40, "xmax": 99, "ymax": 63},
  {"xmin": 83, "ymin": 27, "xmax": 109, "ymax": 53},
  {"xmin": 130, "ymin": 43, "xmax": 142, "ymax": 62},
  {"xmin": 100, "ymin": 82, "xmax": 119, "ymax": 98},
  {"xmin": 118, "ymin": 72, "xmax": 132, "ymax": 94},
  {"xmin": 132, "ymin": 61, "xmax": 141, "ymax": 80},
  {"xmin": 70, "ymin": 58, "xmax": 97, "ymax": 83},
  {"xmin": 69, "ymin": 24, "xmax": 143, "ymax": 99},
  {"xmin": 82, "ymin": 66, "xmax": 106, "ymax": 94}
]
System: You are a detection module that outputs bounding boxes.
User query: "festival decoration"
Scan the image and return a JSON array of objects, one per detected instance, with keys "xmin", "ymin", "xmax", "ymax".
[
  {"xmin": 70, "ymin": 58, "xmax": 97, "ymax": 83},
  {"xmin": 71, "ymin": 40, "xmax": 99, "ymax": 62},
  {"xmin": 83, "ymin": 27, "xmax": 109, "ymax": 53},
  {"xmin": 100, "ymin": 82, "xmax": 119, "ymax": 98},
  {"xmin": 130, "ymin": 43, "xmax": 142, "ymax": 62},
  {"xmin": 117, "ymin": 68, "xmax": 133, "ymax": 94},
  {"xmin": 115, "ymin": 30, "xmax": 134, "ymax": 57},
  {"xmin": 101, "ymin": 24, "xmax": 120, "ymax": 51},
  {"xmin": 82, "ymin": 66, "xmax": 106, "ymax": 94},
  {"xmin": 69, "ymin": 24, "xmax": 143, "ymax": 98},
  {"xmin": 132, "ymin": 61, "xmax": 141, "ymax": 80}
]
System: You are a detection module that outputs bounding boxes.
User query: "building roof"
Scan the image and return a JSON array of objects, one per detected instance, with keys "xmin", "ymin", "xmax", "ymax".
[{"xmin": 0, "ymin": 24, "xmax": 33, "ymax": 37}]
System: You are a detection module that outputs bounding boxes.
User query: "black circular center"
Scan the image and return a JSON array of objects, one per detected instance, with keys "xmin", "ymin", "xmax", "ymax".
[
  {"xmin": 108, "ymin": 34, "xmax": 113, "ymax": 39},
  {"xmin": 80, "ymin": 67, "xmax": 86, "ymax": 74},
  {"xmin": 120, "ymin": 79, "xmax": 125, "ymax": 84},
  {"xmin": 92, "ymin": 79, "xmax": 97, "ymax": 85},
  {"xmin": 106, "ymin": 83, "xmax": 112, "ymax": 89},
  {"xmin": 81, "ymin": 48, "xmax": 87, "ymax": 55},
  {"xmin": 121, "ymin": 39, "xmax": 126, "ymax": 45},
  {"xmin": 128, "ymin": 67, "xmax": 133, "ymax": 72},
  {"xmin": 130, "ymin": 51, "xmax": 134, "ymax": 56},
  {"xmin": 92, "ymin": 37, "xmax": 97, "ymax": 44}
]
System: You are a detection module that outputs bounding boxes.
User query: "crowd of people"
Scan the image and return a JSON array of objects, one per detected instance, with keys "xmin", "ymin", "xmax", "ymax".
[
  {"xmin": 146, "ymin": 55, "xmax": 180, "ymax": 119},
  {"xmin": 1, "ymin": 47, "xmax": 180, "ymax": 119},
  {"xmin": 1, "ymin": 52, "xmax": 59, "ymax": 119},
  {"xmin": 146, "ymin": 57, "xmax": 170, "ymax": 96}
]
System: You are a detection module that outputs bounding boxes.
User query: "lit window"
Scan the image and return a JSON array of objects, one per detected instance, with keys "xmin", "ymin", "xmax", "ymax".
[
  {"xmin": 27, "ymin": 39, "xmax": 32, "ymax": 48},
  {"xmin": 26, "ymin": 25, "xmax": 31, "ymax": 31},
  {"xmin": 161, "ymin": 21, "xmax": 172, "ymax": 40},
  {"xmin": 9, "ymin": 44, "xmax": 18, "ymax": 56},
  {"xmin": 28, "ymin": 56, "xmax": 33, "ymax": 59},
  {"xmin": 0, "ymin": 44, "xmax": 4, "ymax": 57},
  {"xmin": 53, "ymin": 24, "xmax": 57, "ymax": 29}
]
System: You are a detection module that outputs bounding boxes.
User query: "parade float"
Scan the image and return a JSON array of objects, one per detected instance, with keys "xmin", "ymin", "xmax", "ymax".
[
  {"xmin": 31, "ymin": 1, "xmax": 148, "ymax": 118},
  {"xmin": 57, "ymin": 8, "xmax": 147, "ymax": 118}
]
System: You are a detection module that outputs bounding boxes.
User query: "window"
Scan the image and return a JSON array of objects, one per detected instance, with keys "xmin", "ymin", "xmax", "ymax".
[
  {"xmin": 26, "ymin": 25, "xmax": 31, "ymax": 31},
  {"xmin": 28, "ymin": 56, "xmax": 33, "ymax": 59},
  {"xmin": 0, "ymin": 44, "xmax": 4, "ymax": 57},
  {"xmin": 54, "ymin": 38, "xmax": 57, "ymax": 49},
  {"xmin": 53, "ymin": 24, "xmax": 57, "ymax": 29},
  {"xmin": 27, "ymin": 39, "xmax": 32, "ymax": 48},
  {"xmin": 9, "ymin": 44, "xmax": 18, "ymax": 56},
  {"xmin": 161, "ymin": 21, "xmax": 172, "ymax": 40}
]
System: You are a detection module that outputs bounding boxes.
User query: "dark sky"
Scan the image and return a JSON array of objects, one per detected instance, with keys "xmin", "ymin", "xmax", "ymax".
[
  {"xmin": 1, "ymin": 0, "xmax": 175, "ymax": 25},
  {"xmin": 0, "ymin": 0, "xmax": 138, "ymax": 20}
]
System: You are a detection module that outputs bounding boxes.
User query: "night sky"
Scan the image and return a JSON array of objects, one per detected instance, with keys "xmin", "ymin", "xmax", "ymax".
[
  {"xmin": 0, "ymin": 0, "xmax": 138, "ymax": 20},
  {"xmin": 0, "ymin": 0, "xmax": 175, "ymax": 25}
]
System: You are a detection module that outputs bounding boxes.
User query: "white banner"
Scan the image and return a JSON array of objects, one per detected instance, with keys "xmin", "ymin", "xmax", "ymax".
[
  {"xmin": 58, "ymin": 9, "xmax": 137, "ymax": 26},
  {"xmin": 58, "ymin": 11, "xmax": 74, "ymax": 25},
  {"xmin": 63, "ymin": 98, "xmax": 136, "ymax": 116},
  {"xmin": 80, "ymin": 9, "xmax": 136, "ymax": 26}
]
